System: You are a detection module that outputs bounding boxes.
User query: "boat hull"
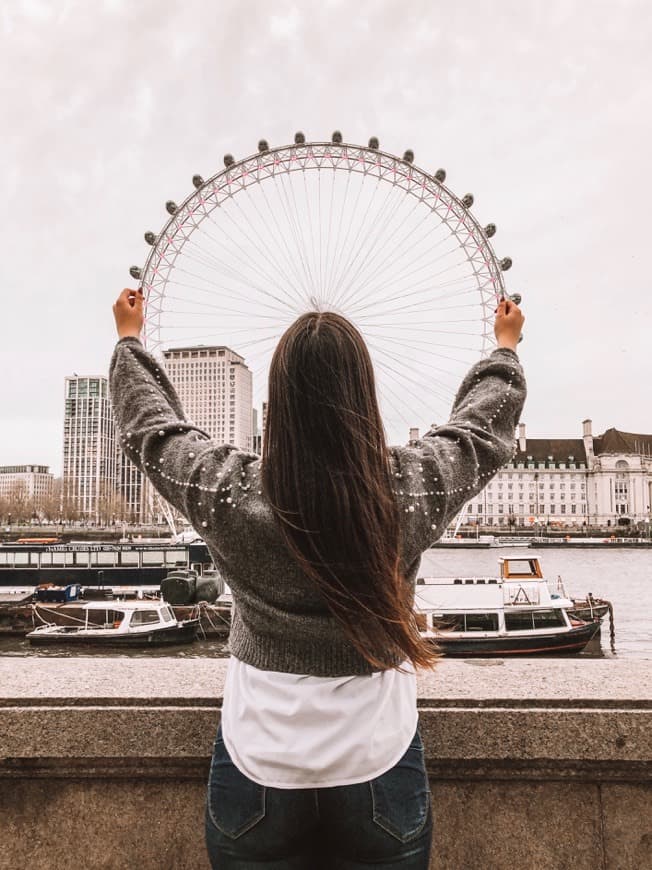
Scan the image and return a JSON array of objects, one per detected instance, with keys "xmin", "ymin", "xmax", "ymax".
[
  {"xmin": 429, "ymin": 621, "xmax": 600, "ymax": 657},
  {"xmin": 27, "ymin": 620, "xmax": 199, "ymax": 647}
]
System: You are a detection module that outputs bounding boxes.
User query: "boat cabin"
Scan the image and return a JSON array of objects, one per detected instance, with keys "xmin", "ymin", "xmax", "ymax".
[{"xmin": 80, "ymin": 600, "xmax": 178, "ymax": 632}]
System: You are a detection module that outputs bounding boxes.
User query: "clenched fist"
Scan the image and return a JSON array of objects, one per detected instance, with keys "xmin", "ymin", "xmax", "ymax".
[{"xmin": 113, "ymin": 288, "xmax": 144, "ymax": 340}]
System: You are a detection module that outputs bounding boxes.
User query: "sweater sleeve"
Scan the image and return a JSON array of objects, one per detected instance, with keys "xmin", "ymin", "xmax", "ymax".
[
  {"xmin": 108, "ymin": 337, "xmax": 243, "ymax": 530},
  {"xmin": 391, "ymin": 347, "xmax": 527, "ymax": 558}
]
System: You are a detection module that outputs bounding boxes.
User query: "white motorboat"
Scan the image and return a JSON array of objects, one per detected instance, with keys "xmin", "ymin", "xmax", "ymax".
[{"xmin": 27, "ymin": 600, "xmax": 199, "ymax": 646}]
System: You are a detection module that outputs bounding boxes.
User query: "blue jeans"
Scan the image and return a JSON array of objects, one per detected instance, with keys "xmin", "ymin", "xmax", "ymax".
[{"xmin": 205, "ymin": 723, "xmax": 433, "ymax": 869}]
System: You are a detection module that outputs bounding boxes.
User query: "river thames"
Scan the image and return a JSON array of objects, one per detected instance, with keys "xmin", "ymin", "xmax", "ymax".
[{"xmin": 0, "ymin": 547, "xmax": 649, "ymax": 661}]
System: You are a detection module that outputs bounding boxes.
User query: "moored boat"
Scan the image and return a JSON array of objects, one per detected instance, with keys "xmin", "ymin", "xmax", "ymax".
[
  {"xmin": 26, "ymin": 600, "xmax": 199, "ymax": 646},
  {"xmin": 414, "ymin": 555, "xmax": 601, "ymax": 656}
]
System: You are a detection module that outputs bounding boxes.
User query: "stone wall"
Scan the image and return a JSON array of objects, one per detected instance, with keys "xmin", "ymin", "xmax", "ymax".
[{"xmin": 1, "ymin": 658, "xmax": 650, "ymax": 870}]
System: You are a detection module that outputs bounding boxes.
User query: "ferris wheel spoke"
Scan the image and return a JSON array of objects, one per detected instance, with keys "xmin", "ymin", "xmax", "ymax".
[
  {"xmin": 350, "ymin": 276, "xmax": 488, "ymax": 318},
  {"xmin": 257, "ymin": 181, "xmax": 315, "ymax": 303},
  {"xmin": 229, "ymin": 189, "xmax": 309, "ymax": 308},
  {"xmin": 220, "ymin": 200, "xmax": 309, "ymax": 311},
  {"xmin": 372, "ymin": 360, "xmax": 442, "ymax": 432},
  {"xmin": 330, "ymin": 182, "xmax": 430, "ymax": 311},
  {"xmin": 162, "ymin": 281, "xmax": 283, "ymax": 320},
  {"xmin": 329, "ymin": 181, "xmax": 406, "ymax": 310},
  {"xmin": 335, "ymin": 197, "xmax": 446, "ymax": 313},
  {"xmin": 188, "ymin": 219, "xmax": 302, "ymax": 313},
  {"xmin": 349, "ymin": 268, "xmax": 479, "ymax": 321},
  {"xmin": 347, "ymin": 248, "xmax": 473, "ymax": 315},
  {"xmin": 322, "ymin": 168, "xmax": 352, "ymax": 305},
  {"xmin": 277, "ymin": 171, "xmax": 320, "ymax": 298},
  {"xmin": 323, "ymin": 173, "xmax": 371, "ymax": 306},
  {"xmin": 367, "ymin": 343, "xmax": 457, "ymax": 405},
  {"xmin": 163, "ymin": 271, "xmax": 293, "ymax": 319}
]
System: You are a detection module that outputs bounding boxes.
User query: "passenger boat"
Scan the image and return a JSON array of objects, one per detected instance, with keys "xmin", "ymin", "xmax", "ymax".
[
  {"xmin": 0, "ymin": 540, "xmax": 213, "ymax": 587},
  {"xmin": 26, "ymin": 600, "xmax": 199, "ymax": 646},
  {"xmin": 414, "ymin": 555, "xmax": 600, "ymax": 656}
]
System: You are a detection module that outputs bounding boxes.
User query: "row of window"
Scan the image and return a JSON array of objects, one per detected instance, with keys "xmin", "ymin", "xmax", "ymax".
[
  {"xmin": 438, "ymin": 609, "xmax": 566, "ymax": 632},
  {"xmin": 468, "ymin": 504, "xmax": 586, "ymax": 515}
]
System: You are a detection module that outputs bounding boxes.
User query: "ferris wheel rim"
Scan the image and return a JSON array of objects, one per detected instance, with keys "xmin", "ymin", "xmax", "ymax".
[{"xmin": 139, "ymin": 139, "xmax": 506, "ymax": 356}]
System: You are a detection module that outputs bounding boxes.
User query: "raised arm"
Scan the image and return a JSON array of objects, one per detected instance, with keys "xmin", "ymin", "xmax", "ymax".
[
  {"xmin": 109, "ymin": 289, "xmax": 243, "ymax": 529},
  {"xmin": 392, "ymin": 299, "xmax": 527, "ymax": 555}
]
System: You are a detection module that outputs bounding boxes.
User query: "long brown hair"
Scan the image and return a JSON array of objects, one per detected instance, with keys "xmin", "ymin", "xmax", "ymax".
[{"xmin": 262, "ymin": 311, "xmax": 439, "ymax": 672}]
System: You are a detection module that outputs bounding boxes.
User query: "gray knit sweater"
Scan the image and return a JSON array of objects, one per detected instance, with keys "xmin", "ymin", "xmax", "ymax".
[{"xmin": 109, "ymin": 338, "xmax": 526, "ymax": 676}]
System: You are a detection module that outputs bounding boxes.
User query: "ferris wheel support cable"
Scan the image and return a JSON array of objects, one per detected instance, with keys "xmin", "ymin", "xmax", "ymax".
[
  {"xmin": 220, "ymin": 197, "xmax": 309, "ymax": 311},
  {"xmin": 328, "ymin": 179, "xmax": 405, "ymax": 310},
  {"xmin": 332, "ymin": 193, "xmax": 438, "ymax": 313},
  {"xmin": 257, "ymin": 180, "xmax": 318, "ymax": 305},
  {"xmin": 348, "ymin": 255, "xmax": 481, "ymax": 316},
  {"xmin": 323, "ymin": 169, "xmax": 370, "ymax": 304},
  {"xmin": 277, "ymin": 169, "xmax": 320, "ymax": 299},
  {"xmin": 329, "ymin": 180, "xmax": 426, "ymax": 311},
  {"xmin": 366, "ymin": 345, "xmax": 457, "ymax": 409},
  {"xmin": 229, "ymin": 187, "xmax": 310, "ymax": 308}
]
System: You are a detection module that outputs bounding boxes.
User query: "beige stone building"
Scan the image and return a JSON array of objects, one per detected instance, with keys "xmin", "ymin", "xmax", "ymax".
[
  {"xmin": 460, "ymin": 419, "xmax": 652, "ymax": 530},
  {"xmin": 0, "ymin": 465, "xmax": 53, "ymax": 509},
  {"xmin": 162, "ymin": 346, "xmax": 253, "ymax": 450}
]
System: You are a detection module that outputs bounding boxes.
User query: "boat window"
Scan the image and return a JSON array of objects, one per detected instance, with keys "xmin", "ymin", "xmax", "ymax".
[
  {"xmin": 505, "ymin": 611, "xmax": 535, "ymax": 631},
  {"xmin": 119, "ymin": 551, "xmax": 139, "ymax": 566},
  {"xmin": 437, "ymin": 613, "xmax": 465, "ymax": 632},
  {"xmin": 130, "ymin": 609, "xmax": 161, "ymax": 625},
  {"xmin": 465, "ymin": 613, "xmax": 499, "ymax": 632},
  {"xmin": 142, "ymin": 550, "xmax": 165, "ymax": 566},
  {"xmin": 504, "ymin": 559, "xmax": 536, "ymax": 577},
  {"xmin": 0, "ymin": 552, "xmax": 7, "ymax": 565},
  {"xmin": 162, "ymin": 606, "xmax": 176, "ymax": 622},
  {"xmin": 165, "ymin": 549, "xmax": 187, "ymax": 567},
  {"xmin": 12, "ymin": 551, "xmax": 29, "ymax": 567},
  {"xmin": 74, "ymin": 551, "xmax": 90, "ymax": 567},
  {"xmin": 86, "ymin": 609, "xmax": 124, "ymax": 627},
  {"xmin": 92, "ymin": 552, "xmax": 116, "ymax": 567},
  {"xmin": 50, "ymin": 552, "xmax": 74, "ymax": 567},
  {"xmin": 532, "ymin": 609, "xmax": 566, "ymax": 628}
]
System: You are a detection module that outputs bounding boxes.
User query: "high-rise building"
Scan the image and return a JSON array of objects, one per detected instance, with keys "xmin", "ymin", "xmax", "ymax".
[
  {"xmin": 62, "ymin": 376, "xmax": 144, "ymax": 521},
  {"xmin": 163, "ymin": 346, "xmax": 253, "ymax": 450},
  {"xmin": 63, "ymin": 377, "xmax": 117, "ymax": 518},
  {"xmin": 0, "ymin": 465, "xmax": 53, "ymax": 508}
]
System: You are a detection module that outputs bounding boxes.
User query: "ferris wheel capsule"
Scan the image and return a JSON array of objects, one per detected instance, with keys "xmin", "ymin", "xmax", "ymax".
[
  {"xmin": 294, "ymin": 131, "xmax": 306, "ymax": 144},
  {"xmin": 484, "ymin": 223, "xmax": 497, "ymax": 238},
  {"xmin": 165, "ymin": 201, "xmax": 178, "ymax": 215},
  {"xmin": 332, "ymin": 130, "xmax": 343, "ymax": 144},
  {"xmin": 368, "ymin": 137, "xmax": 379, "ymax": 149},
  {"xmin": 499, "ymin": 257, "xmax": 513, "ymax": 271},
  {"xmin": 223, "ymin": 154, "xmax": 235, "ymax": 168},
  {"xmin": 144, "ymin": 231, "xmax": 157, "ymax": 245},
  {"xmin": 129, "ymin": 266, "xmax": 142, "ymax": 280},
  {"xmin": 258, "ymin": 139, "xmax": 269, "ymax": 153},
  {"xmin": 461, "ymin": 193, "xmax": 474, "ymax": 208},
  {"xmin": 192, "ymin": 175, "xmax": 204, "ymax": 189},
  {"xmin": 434, "ymin": 168, "xmax": 446, "ymax": 183},
  {"xmin": 403, "ymin": 150, "xmax": 414, "ymax": 163}
]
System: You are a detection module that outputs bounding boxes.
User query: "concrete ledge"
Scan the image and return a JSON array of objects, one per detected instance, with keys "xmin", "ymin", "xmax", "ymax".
[{"xmin": 1, "ymin": 658, "xmax": 651, "ymax": 869}]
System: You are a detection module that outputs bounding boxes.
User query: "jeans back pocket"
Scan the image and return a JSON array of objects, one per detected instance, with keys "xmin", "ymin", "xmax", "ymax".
[
  {"xmin": 370, "ymin": 730, "xmax": 431, "ymax": 843},
  {"xmin": 207, "ymin": 736, "xmax": 267, "ymax": 839}
]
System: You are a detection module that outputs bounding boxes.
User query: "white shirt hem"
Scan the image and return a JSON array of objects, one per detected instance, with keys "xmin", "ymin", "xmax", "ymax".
[{"xmin": 220, "ymin": 707, "xmax": 420, "ymax": 790}]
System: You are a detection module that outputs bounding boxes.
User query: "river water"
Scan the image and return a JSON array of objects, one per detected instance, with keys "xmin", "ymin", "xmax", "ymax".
[{"xmin": 1, "ymin": 548, "xmax": 649, "ymax": 660}]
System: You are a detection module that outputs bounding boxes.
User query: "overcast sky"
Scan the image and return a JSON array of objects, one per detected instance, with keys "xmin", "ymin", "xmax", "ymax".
[{"xmin": 1, "ymin": 0, "xmax": 651, "ymax": 475}]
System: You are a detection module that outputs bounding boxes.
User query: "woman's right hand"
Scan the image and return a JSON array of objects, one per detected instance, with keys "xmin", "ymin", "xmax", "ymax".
[{"xmin": 494, "ymin": 298, "xmax": 524, "ymax": 351}]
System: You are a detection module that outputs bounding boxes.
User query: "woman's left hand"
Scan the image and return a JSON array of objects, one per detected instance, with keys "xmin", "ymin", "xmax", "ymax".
[{"xmin": 113, "ymin": 288, "xmax": 144, "ymax": 339}]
